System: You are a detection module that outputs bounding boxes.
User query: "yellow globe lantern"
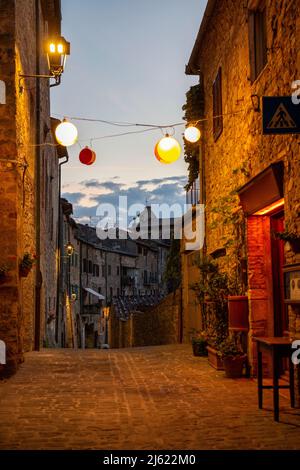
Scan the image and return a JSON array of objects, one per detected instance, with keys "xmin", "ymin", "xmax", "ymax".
[
  {"xmin": 55, "ymin": 119, "xmax": 78, "ymax": 147},
  {"xmin": 154, "ymin": 135, "xmax": 181, "ymax": 164},
  {"xmin": 184, "ymin": 126, "xmax": 201, "ymax": 143},
  {"xmin": 154, "ymin": 143, "xmax": 168, "ymax": 164}
]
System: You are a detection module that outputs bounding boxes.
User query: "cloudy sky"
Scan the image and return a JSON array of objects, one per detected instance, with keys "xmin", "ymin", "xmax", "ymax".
[{"xmin": 51, "ymin": 0, "xmax": 206, "ymax": 223}]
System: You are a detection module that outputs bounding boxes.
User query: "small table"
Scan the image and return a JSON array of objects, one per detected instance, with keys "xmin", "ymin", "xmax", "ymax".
[{"xmin": 253, "ymin": 337, "xmax": 295, "ymax": 422}]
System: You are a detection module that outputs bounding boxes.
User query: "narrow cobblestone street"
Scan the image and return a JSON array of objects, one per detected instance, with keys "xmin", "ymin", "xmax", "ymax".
[{"xmin": 0, "ymin": 345, "xmax": 299, "ymax": 450}]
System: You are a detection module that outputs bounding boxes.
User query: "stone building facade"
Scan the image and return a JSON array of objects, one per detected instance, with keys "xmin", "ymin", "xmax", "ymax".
[
  {"xmin": 184, "ymin": 0, "xmax": 300, "ymax": 395},
  {"xmin": 0, "ymin": 0, "xmax": 63, "ymax": 375},
  {"xmin": 57, "ymin": 199, "xmax": 172, "ymax": 348}
]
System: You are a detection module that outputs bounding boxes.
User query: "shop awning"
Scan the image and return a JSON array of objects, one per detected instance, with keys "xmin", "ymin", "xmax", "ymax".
[
  {"xmin": 84, "ymin": 288, "xmax": 105, "ymax": 300},
  {"xmin": 238, "ymin": 162, "xmax": 284, "ymax": 216}
]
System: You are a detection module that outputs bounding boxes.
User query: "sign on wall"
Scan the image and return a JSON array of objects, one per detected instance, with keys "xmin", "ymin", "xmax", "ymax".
[
  {"xmin": 0, "ymin": 80, "xmax": 6, "ymax": 104},
  {"xmin": 263, "ymin": 96, "xmax": 300, "ymax": 135}
]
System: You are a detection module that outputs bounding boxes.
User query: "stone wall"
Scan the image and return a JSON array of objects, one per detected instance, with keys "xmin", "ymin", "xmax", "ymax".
[
  {"xmin": 0, "ymin": 0, "xmax": 60, "ymax": 375},
  {"xmin": 187, "ymin": 0, "xmax": 299, "ymax": 395},
  {"xmin": 181, "ymin": 248, "xmax": 201, "ymax": 343},
  {"xmin": 110, "ymin": 290, "xmax": 181, "ymax": 348}
]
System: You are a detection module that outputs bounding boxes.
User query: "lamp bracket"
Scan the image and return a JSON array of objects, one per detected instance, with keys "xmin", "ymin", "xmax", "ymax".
[{"xmin": 19, "ymin": 73, "xmax": 60, "ymax": 93}]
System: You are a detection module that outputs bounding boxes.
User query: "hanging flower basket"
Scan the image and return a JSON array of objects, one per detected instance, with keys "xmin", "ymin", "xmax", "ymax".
[
  {"xmin": 19, "ymin": 253, "xmax": 36, "ymax": 278},
  {"xmin": 275, "ymin": 231, "xmax": 300, "ymax": 253},
  {"xmin": 288, "ymin": 239, "xmax": 300, "ymax": 254},
  {"xmin": 19, "ymin": 266, "xmax": 32, "ymax": 278}
]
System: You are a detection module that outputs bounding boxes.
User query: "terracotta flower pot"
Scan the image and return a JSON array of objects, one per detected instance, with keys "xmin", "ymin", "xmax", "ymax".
[
  {"xmin": 207, "ymin": 345, "xmax": 224, "ymax": 370},
  {"xmin": 223, "ymin": 355, "xmax": 247, "ymax": 378},
  {"xmin": 228, "ymin": 295, "xmax": 249, "ymax": 331}
]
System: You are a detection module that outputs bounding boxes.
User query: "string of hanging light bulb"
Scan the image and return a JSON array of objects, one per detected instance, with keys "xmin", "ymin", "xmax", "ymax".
[
  {"xmin": 54, "ymin": 120, "xmax": 201, "ymax": 166},
  {"xmin": 51, "ymin": 108, "xmax": 246, "ymax": 165}
]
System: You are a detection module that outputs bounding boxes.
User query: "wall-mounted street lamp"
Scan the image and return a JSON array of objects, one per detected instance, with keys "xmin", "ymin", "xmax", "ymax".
[
  {"xmin": 66, "ymin": 242, "xmax": 75, "ymax": 257},
  {"xmin": 19, "ymin": 36, "xmax": 70, "ymax": 91},
  {"xmin": 45, "ymin": 37, "xmax": 70, "ymax": 78}
]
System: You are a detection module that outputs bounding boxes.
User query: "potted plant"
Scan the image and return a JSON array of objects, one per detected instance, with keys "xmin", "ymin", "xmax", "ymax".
[
  {"xmin": 192, "ymin": 257, "xmax": 230, "ymax": 370},
  {"xmin": 275, "ymin": 230, "xmax": 300, "ymax": 253},
  {"xmin": 19, "ymin": 253, "xmax": 36, "ymax": 278},
  {"xmin": 219, "ymin": 336, "xmax": 246, "ymax": 378},
  {"xmin": 190, "ymin": 330, "xmax": 208, "ymax": 357},
  {"xmin": 209, "ymin": 184, "xmax": 249, "ymax": 332},
  {"xmin": 207, "ymin": 322, "xmax": 227, "ymax": 370},
  {"xmin": 0, "ymin": 264, "xmax": 10, "ymax": 285}
]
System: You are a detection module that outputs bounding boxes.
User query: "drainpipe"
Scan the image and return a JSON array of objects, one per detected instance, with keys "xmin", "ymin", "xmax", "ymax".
[
  {"xmin": 55, "ymin": 155, "xmax": 69, "ymax": 344},
  {"xmin": 34, "ymin": 0, "xmax": 41, "ymax": 350}
]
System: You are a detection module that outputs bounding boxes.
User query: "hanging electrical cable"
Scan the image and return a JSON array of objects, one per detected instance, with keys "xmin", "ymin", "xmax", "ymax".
[{"xmin": 2, "ymin": 108, "xmax": 248, "ymax": 169}]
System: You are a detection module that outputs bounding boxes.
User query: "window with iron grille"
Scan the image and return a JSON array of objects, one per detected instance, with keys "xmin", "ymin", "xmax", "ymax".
[
  {"xmin": 213, "ymin": 68, "xmax": 223, "ymax": 141},
  {"xmin": 248, "ymin": 6, "xmax": 267, "ymax": 82}
]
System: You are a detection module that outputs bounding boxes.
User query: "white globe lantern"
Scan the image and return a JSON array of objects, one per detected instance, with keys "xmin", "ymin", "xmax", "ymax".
[
  {"xmin": 184, "ymin": 126, "xmax": 201, "ymax": 143},
  {"xmin": 55, "ymin": 119, "xmax": 78, "ymax": 147}
]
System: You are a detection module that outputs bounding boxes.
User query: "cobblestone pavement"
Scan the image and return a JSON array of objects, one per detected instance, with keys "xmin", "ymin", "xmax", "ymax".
[{"xmin": 0, "ymin": 344, "xmax": 299, "ymax": 450}]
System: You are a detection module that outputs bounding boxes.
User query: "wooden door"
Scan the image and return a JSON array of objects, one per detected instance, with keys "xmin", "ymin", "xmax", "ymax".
[{"xmin": 270, "ymin": 212, "xmax": 287, "ymax": 337}]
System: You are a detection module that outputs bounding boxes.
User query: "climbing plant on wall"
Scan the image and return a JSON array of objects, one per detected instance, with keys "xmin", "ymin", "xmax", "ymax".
[
  {"xmin": 182, "ymin": 83, "xmax": 204, "ymax": 190},
  {"xmin": 209, "ymin": 163, "xmax": 251, "ymax": 295}
]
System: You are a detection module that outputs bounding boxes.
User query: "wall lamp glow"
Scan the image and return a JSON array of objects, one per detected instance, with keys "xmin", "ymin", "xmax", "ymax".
[
  {"xmin": 45, "ymin": 37, "xmax": 70, "ymax": 79},
  {"xmin": 66, "ymin": 242, "xmax": 75, "ymax": 257},
  {"xmin": 19, "ymin": 36, "xmax": 70, "ymax": 92}
]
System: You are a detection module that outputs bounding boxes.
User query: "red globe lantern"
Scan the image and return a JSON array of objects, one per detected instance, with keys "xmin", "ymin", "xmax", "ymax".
[{"xmin": 79, "ymin": 146, "xmax": 96, "ymax": 165}]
